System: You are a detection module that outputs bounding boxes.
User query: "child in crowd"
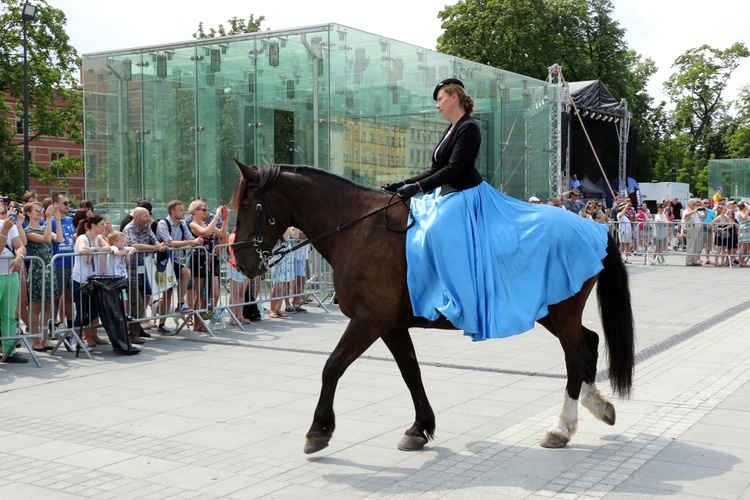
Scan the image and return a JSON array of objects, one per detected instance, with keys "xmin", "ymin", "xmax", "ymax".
[{"xmin": 106, "ymin": 231, "xmax": 135, "ymax": 278}]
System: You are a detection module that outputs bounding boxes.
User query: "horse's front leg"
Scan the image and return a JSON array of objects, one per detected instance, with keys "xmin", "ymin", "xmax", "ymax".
[
  {"xmin": 381, "ymin": 328, "xmax": 435, "ymax": 451},
  {"xmin": 304, "ymin": 319, "xmax": 382, "ymax": 454}
]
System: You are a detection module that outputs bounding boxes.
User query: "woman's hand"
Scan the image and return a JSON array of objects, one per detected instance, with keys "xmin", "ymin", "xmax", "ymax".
[
  {"xmin": 2, "ymin": 216, "xmax": 13, "ymax": 233},
  {"xmin": 397, "ymin": 183, "xmax": 420, "ymax": 200},
  {"xmin": 382, "ymin": 181, "xmax": 405, "ymax": 193},
  {"xmin": 10, "ymin": 254, "xmax": 24, "ymax": 273}
]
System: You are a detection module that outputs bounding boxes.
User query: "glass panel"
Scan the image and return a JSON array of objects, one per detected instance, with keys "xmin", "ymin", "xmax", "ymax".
[{"xmin": 83, "ymin": 23, "xmax": 560, "ymax": 213}]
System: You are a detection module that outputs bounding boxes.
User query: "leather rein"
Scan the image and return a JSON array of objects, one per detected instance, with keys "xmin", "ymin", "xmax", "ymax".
[{"xmin": 231, "ymin": 166, "xmax": 413, "ymax": 270}]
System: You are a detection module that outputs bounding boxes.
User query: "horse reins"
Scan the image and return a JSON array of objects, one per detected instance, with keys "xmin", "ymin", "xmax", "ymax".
[{"xmin": 231, "ymin": 166, "xmax": 413, "ymax": 269}]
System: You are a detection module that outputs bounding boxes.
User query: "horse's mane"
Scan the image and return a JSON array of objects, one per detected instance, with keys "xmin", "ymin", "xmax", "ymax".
[{"xmin": 231, "ymin": 164, "xmax": 379, "ymax": 209}]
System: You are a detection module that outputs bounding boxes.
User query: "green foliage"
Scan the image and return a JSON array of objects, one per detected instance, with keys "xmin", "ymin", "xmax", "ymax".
[
  {"xmin": 437, "ymin": 0, "xmax": 658, "ymax": 180},
  {"xmin": 31, "ymin": 155, "xmax": 83, "ymax": 190},
  {"xmin": 193, "ymin": 15, "xmax": 265, "ymax": 39},
  {"xmin": 662, "ymin": 43, "xmax": 749, "ymax": 194},
  {"xmin": 663, "ymin": 43, "xmax": 749, "ymax": 153},
  {"xmin": 727, "ymin": 84, "xmax": 750, "ymax": 158},
  {"xmin": 0, "ymin": 0, "xmax": 82, "ymax": 196}
]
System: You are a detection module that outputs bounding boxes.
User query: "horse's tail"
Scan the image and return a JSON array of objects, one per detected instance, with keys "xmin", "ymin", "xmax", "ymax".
[{"xmin": 596, "ymin": 232, "xmax": 635, "ymax": 398}]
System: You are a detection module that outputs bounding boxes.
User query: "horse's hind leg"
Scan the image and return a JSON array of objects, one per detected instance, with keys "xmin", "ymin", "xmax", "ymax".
[
  {"xmin": 381, "ymin": 328, "xmax": 435, "ymax": 451},
  {"xmin": 537, "ymin": 315, "xmax": 580, "ymax": 448},
  {"xmin": 536, "ymin": 280, "xmax": 597, "ymax": 449},
  {"xmin": 580, "ymin": 327, "xmax": 616, "ymax": 426},
  {"xmin": 304, "ymin": 319, "xmax": 382, "ymax": 454}
]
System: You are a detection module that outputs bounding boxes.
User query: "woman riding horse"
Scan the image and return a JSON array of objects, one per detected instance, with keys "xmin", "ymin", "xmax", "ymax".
[
  {"xmin": 384, "ymin": 79, "xmax": 610, "ymax": 342},
  {"xmin": 230, "ymin": 79, "xmax": 634, "ymax": 455}
]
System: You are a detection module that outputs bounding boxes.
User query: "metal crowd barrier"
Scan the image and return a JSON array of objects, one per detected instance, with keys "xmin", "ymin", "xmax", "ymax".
[
  {"xmin": 6, "ymin": 238, "xmax": 337, "ymax": 364},
  {"xmin": 1, "ymin": 255, "xmax": 46, "ymax": 367},
  {"xmin": 606, "ymin": 219, "xmax": 747, "ymax": 267},
  {"xmin": 210, "ymin": 242, "xmax": 329, "ymax": 332},
  {"xmin": 49, "ymin": 246, "xmax": 213, "ymax": 358}
]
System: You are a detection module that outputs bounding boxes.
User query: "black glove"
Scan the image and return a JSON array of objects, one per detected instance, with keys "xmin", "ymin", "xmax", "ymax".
[
  {"xmin": 381, "ymin": 181, "xmax": 404, "ymax": 193},
  {"xmin": 397, "ymin": 183, "xmax": 420, "ymax": 200}
]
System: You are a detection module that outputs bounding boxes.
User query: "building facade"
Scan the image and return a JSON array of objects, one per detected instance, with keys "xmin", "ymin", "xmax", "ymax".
[
  {"xmin": 82, "ymin": 23, "xmax": 559, "ymax": 222},
  {"xmin": 4, "ymin": 94, "xmax": 85, "ymax": 200}
]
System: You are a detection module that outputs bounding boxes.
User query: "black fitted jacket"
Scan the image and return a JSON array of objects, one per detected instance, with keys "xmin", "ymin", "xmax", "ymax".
[{"xmin": 405, "ymin": 113, "xmax": 482, "ymax": 193}]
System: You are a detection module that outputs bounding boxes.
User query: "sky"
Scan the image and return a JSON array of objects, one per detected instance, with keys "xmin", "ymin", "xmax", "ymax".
[{"xmin": 51, "ymin": 0, "xmax": 749, "ymax": 104}]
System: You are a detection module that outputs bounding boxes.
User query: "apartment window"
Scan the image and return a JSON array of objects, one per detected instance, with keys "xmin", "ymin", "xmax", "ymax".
[
  {"xmin": 15, "ymin": 115, "xmax": 23, "ymax": 134},
  {"xmin": 51, "ymin": 152, "xmax": 66, "ymax": 161},
  {"xmin": 87, "ymin": 155, "xmax": 98, "ymax": 178}
]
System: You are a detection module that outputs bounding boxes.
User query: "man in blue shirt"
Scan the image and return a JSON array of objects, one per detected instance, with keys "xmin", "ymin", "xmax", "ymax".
[
  {"xmin": 50, "ymin": 193, "xmax": 76, "ymax": 331},
  {"xmin": 569, "ymin": 174, "xmax": 581, "ymax": 191}
]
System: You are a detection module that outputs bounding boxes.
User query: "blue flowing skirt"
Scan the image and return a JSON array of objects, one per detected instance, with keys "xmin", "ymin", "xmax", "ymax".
[{"xmin": 405, "ymin": 182, "xmax": 609, "ymax": 341}]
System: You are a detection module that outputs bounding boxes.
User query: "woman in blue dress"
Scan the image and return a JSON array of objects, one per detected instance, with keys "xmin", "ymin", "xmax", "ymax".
[{"xmin": 383, "ymin": 78, "xmax": 609, "ymax": 341}]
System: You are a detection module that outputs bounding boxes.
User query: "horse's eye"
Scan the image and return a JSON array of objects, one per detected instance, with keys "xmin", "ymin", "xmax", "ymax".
[{"xmin": 241, "ymin": 204, "xmax": 252, "ymax": 212}]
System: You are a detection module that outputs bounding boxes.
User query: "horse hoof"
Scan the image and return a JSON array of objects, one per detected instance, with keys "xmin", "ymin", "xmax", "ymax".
[
  {"xmin": 397, "ymin": 434, "xmax": 428, "ymax": 451},
  {"xmin": 304, "ymin": 436, "xmax": 330, "ymax": 454},
  {"xmin": 603, "ymin": 402, "xmax": 616, "ymax": 425},
  {"xmin": 540, "ymin": 432, "xmax": 569, "ymax": 449}
]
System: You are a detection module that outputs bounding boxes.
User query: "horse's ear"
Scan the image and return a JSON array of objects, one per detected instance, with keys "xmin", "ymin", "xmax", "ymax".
[{"xmin": 233, "ymin": 158, "xmax": 259, "ymax": 183}]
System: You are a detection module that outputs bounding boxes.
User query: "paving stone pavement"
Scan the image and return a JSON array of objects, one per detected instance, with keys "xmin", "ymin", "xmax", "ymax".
[{"xmin": 1, "ymin": 253, "xmax": 749, "ymax": 499}]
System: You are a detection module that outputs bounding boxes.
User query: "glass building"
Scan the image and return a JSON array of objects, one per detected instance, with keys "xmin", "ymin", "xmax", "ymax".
[
  {"xmin": 81, "ymin": 23, "xmax": 559, "ymax": 223},
  {"xmin": 708, "ymin": 159, "xmax": 750, "ymax": 201}
]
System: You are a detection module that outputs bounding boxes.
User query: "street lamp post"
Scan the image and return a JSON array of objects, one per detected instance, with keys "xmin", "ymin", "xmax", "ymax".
[{"xmin": 21, "ymin": 1, "xmax": 37, "ymax": 193}]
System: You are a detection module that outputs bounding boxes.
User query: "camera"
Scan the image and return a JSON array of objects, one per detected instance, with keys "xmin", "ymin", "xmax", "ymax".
[{"xmin": 1, "ymin": 196, "xmax": 10, "ymax": 204}]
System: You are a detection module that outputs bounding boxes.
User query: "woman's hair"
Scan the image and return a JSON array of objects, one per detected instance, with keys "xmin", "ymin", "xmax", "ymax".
[
  {"xmin": 443, "ymin": 83, "xmax": 475, "ymax": 114},
  {"xmin": 188, "ymin": 199, "xmax": 207, "ymax": 215},
  {"xmin": 22, "ymin": 201, "xmax": 41, "ymax": 222},
  {"xmin": 72, "ymin": 208, "xmax": 90, "ymax": 230},
  {"xmin": 76, "ymin": 214, "xmax": 104, "ymax": 237},
  {"xmin": 21, "ymin": 191, "xmax": 37, "ymax": 204}
]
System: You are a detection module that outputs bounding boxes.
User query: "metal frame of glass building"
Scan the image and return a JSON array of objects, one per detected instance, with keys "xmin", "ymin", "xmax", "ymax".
[
  {"xmin": 81, "ymin": 23, "xmax": 559, "ymax": 222},
  {"xmin": 708, "ymin": 159, "xmax": 750, "ymax": 201}
]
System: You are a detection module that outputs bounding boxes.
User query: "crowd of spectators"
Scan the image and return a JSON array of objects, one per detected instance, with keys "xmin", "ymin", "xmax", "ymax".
[
  {"xmin": 0, "ymin": 191, "xmax": 311, "ymax": 363},
  {"xmin": 529, "ymin": 186, "xmax": 750, "ymax": 267}
]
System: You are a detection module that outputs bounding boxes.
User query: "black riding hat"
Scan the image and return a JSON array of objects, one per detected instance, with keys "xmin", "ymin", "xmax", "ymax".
[{"xmin": 433, "ymin": 78, "xmax": 465, "ymax": 100}]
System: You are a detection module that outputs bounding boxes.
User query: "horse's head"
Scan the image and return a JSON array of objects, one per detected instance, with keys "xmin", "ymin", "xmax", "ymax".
[{"xmin": 230, "ymin": 159, "xmax": 291, "ymax": 278}]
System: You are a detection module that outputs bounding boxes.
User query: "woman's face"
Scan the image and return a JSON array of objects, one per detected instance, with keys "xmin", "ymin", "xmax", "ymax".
[
  {"xmin": 435, "ymin": 89, "xmax": 458, "ymax": 118},
  {"xmin": 193, "ymin": 204, "xmax": 208, "ymax": 221},
  {"xmin": 26, "ymin": 203, "xmax": 43, "ymax": 220},
  {"xmin": 91, "ymin": 220, "xmax": 106, "ymax": 236}
]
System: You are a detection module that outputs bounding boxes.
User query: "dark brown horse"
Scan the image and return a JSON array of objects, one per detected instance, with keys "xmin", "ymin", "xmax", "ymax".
[{"xmin": 231, "ymin": 161, "xmax": 635, "ymax": 454}]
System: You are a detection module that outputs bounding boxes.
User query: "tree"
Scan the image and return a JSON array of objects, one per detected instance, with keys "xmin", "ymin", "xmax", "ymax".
[
  {"xmin": 663, "ymin": 43, "xmax": 749, "ymax": 154},
  {"xmin": 437, "ymin": 0, "xmax": 658, "ymax": 180},
  {"xmin": 193, "ymin": 14, "xmax": 266, "ymax": 39},
  {"xmin": 0, "ymin": 0, "xmax": 83, "ymax": 198},
  {"xmin": 30, "ymin": 155, "xmax": 84, "ymax": 191},
  {"xmin": 662, "ymin": 43, "xmax": 749, "ymax": 194},
  {"xmin": 726, "ymin": 84, "xmax": 750, "ymax": 159}
]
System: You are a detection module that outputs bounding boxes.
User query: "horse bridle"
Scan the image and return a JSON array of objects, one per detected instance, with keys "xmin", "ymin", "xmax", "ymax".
[
  {"xmin": 230, "ymin": 166, "xmax": 291, "ymax": 270},
  {"xmin": 231, "ymin": 166, "xmax": 413, "ymax": 270}
]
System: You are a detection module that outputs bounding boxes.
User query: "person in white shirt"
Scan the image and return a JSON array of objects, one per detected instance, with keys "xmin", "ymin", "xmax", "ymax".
[
  {"xmin": 106, "ymin": 231, "xmax": 135, "ymax": 278},
  {"xmin": 0, "ymin": 209, "xmax": 29, "ymax": 363},
  {"xmin": 71, "ymin": 215, "xmax": 110, "ymax": 349},
  {"xmin": 617, "ymin": 201, "xmax": 632, "ymax": 264}
]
